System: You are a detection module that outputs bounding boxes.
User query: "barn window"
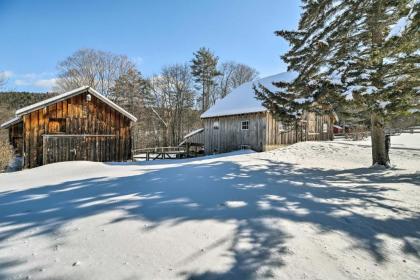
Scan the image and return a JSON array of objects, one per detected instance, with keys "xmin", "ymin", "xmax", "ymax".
[
  {"xmin": 48, "ymin": 118, "xmax": 66, "ymax": 134},
  {"xmin": 323, "ymin": 123, "xmax": 328, "ymax": 133},
  {"xmin": 213, "ymin": 121, "xmax": 219, "ymax": 129},
  {"xmin": 241, "ymin": 120, "xmax": 249, "ymax": 130}
]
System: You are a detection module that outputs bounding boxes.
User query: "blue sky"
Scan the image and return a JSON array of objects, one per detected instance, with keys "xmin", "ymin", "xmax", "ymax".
[{"xmin": 0, "ymin": 0, "xmax": 301, "ymax": 92}]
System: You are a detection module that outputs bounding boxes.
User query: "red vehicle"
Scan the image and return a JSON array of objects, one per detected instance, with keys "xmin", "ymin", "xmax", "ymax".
[{"xmin": 333, "ymin": 125, "xmax": 344, "ymax": 134}]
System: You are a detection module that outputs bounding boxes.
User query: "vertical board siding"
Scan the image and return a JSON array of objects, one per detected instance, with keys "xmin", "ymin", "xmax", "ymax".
[
  {"xmin": 184, "ymin": 131, "xmax": 205, "ymax": 146},
  {"xmin": 203, "ymin": 111, "xmax": 333, "ymax": 154},
  {"xmin": 8, "ymin": 121, "xmax": 24, "ymax": 156},
  {"xmin": 203, "ymin": 112, "xmax": 266, "ymax": 154},
  {"xmin": 42, "ymin": 136, "xmax": 118, "ymax": 165},
  {"xmin": 21, "ymin": 89, "xmax": 133, "ymax": 168}
]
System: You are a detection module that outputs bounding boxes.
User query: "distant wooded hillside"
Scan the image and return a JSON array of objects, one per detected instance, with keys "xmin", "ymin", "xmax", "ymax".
[
  {"xmin": 0, "ymin": 91, "xmax": 56, "ymax": 111},
  {"xmin": 0, "ymin": 92, "xmax": 57, "ymax": 140}
]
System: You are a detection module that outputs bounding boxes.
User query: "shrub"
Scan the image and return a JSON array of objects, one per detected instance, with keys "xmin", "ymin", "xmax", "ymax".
[{"xmin": 0, "ymin": 140, "xmax": 13, "ymax": 172}]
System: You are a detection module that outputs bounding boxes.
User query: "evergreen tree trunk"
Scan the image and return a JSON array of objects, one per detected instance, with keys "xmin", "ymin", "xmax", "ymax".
[
  {"xmin": 370, "ymin": 113, "xmax": 389, "ymax": 166},
  {"xmin": 202, "ymin": 82, "xmax": 206, "ymax": 112},
  {"xmin": 369, "ymin": 0, "xmax": 390, "ymax": 167},
  {"xmin": 204, "ymin": 80, "xmax": 209, "ymax": 111}
]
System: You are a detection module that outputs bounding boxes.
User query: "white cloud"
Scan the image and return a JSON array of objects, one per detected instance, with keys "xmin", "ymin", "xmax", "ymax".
[
  {"xmin": 11, "ymin": 72, "xmax": 58, "ymax": 90},
  {"xmin": 0, "ymin": 70, "xmax": 14, "ymax": 80},
  {"xmin": 14, "ymin": 79, "xmax": 30, "ymax": 86},
  {"xmin": 33, "ymin": 78, "xmax": 57, "ymax": 89}
]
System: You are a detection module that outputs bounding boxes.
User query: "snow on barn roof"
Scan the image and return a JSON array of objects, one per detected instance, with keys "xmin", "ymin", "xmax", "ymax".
[
  {"xmin": 179, "ymin": 128, "xmax": 205, "ymax": 146},
  {"xmin": 14, "ymin": 86, "xmax": 137, "ymax": 122},
  {"xmin": 183, "ymin": 128, "xmax": 204, "ymax": 139},
  {"xmin": 0, "ymin": 116, "xmax": 22, "ymax": 129},
  {"xmin": 201, "ymin": 72, "xmax": 298, "ymax": 118}
]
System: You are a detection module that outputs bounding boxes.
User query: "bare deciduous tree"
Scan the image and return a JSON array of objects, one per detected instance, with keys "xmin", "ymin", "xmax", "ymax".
[
  {"xmin": 213, "ymin": 62, "xmax": 258, "ymax": 102},
  {"xmin": 55, "ymin": 48, "xmax": 136, "ymax": 97},
  {"xmin": 147, "ymin": 64, "xmax": 199, "ymax": 146},
  {"xmin": 230, "ymin": 62, "xmax": 259, "ymax": 89}
]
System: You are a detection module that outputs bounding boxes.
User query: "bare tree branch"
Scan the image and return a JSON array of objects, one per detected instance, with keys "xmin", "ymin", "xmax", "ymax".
[{"xmin": 54, "ymin": 48, "xmax": 136, "ymax": 97}]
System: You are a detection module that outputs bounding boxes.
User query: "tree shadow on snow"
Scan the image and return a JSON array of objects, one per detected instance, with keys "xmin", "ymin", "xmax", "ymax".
[{"xmin": 0, "ymin": 156, "xmax": 419, "ymax": 279}]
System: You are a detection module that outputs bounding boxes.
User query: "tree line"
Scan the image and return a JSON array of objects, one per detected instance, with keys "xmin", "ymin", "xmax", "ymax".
[
  {"xmin": 1, "ymin": 47, "xmax": 257, "ymax": 150},
  {"xmin": 51, "ymin": 47, "xmax": 258, "ymax": 148}
]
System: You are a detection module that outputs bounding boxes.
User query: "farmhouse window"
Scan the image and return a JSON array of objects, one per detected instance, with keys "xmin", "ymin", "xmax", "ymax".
[
  {"xmin": 213, "ymin": 121, "xmax": 219, "ymax": 129},
  {"xmin": 241, "ymin": 120, "xmax": 249, "ymax": 130}
]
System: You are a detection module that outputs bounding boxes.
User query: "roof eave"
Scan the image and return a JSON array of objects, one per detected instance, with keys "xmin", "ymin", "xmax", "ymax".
[
  {"xmin": 14, "ymin": 86, "xmax": 137, "ymax": 122},
  {"xmin": 200, "ymin": 109, "xmax": 267, "ymax": 119},
  {"xmin": 87, "ymin": 88, "xmax": 137, "ymax": 122},
  {"xmin": 0, "ymin": 116, "xmax": 22, "ymax": 129},
  {"xmin": 15, "ymin": 86, "xmax": 90, "ymax": 116}
]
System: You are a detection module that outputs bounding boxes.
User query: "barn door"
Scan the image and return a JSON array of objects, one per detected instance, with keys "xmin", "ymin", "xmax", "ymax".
[
  {"xmin": 43, "ymin": 135, "xmax": 115, "ymax": 165},
  {"xmin": 43, "ymin": 135, "xmax": 78, "ymax": 165}
]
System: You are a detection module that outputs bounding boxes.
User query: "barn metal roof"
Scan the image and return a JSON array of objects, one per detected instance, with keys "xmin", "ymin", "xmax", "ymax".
[
  {"xmin": 14, "ymin": 86, "xmax": 137, "ymax": 122},
  {"xmin": 201, "ymin": 72, "xmax": 298, "ymax": 118},
  {"xmin": 1, "ymin": 86, "xmax": 137, "ymax": 129},
  {"xmin": 0, "ymin": 116, "xmax": 22, "ymax": 129}
]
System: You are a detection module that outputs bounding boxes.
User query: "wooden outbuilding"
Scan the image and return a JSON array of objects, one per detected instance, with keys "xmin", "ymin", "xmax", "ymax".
[
  {"xmin": 1, "ymin": 86, "xmax": 137, "ymax": 168},
  {"xmin": 178, "ymin": 128, "xmax": 205, "ymax": 156},
  {"xmin": 200, "ymin": 72, "xmax": 335, "ymax": 154}
]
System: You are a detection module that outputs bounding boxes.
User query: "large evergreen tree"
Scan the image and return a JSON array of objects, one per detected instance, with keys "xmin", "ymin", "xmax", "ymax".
[
  {"xmin": 256, "ymin": 0, "xmax": 419, "ymax": 166},
  {"xmin": 190, "ymin": 47, "xmax": 220, "ymax": 111},
  {"xmin": 110, "ymin": 68, "xmax": 150, "ymax": 114}
]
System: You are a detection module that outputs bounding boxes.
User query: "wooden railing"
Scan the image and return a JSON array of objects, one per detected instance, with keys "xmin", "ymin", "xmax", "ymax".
[
  {"xmin": 131, "ymin": 146, "xmax": 187, "ymax": 161},
  {"xmin": 132, "ymin": 146, "xmax": 185, "ymax": 154}
]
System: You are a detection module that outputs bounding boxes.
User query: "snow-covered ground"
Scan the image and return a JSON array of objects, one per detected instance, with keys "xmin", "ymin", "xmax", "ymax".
[{"xmin": 0, "ymin": 134, "xmax": 419, "ymax": 280}]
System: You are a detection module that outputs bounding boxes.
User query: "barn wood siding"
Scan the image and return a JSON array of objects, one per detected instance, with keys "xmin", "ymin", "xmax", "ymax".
[
  {"xmin": 265, "ymin": 112, "xmax": 333, "ymax": 150},
  {"xmin": 8, "ymin": 121, "xmax": 24, "ymax": 156},
  {"xmin": 22, "ymin": 90, "xmax": 132, "ymax": 168},
  {"xmin": 203, "ymin": 111, "xmax": 333, "ymax": 154},
  {"xmin": 203, "ymin": 112, "xmax": 266, "ymax": 154},
  {"xmin": 42, "ymin": 135, "xmax": 117, "ymax": 165},
  {"xmin": 183, "ymin": 130, "xmax": 204, "ymax": 146}
]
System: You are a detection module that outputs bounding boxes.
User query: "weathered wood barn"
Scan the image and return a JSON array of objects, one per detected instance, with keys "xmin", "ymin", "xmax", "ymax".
[
  {"xmin": 1, "ymin": 86, "xmax": 137, "ymax": 168},
  {"xmin": 199, "ymin": 72, "xmax": 335, "ymax": 154}
]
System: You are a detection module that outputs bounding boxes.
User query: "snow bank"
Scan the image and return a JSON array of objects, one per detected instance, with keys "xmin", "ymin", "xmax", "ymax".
[{"xmin": 0, "ymin": 134, "xmax": 419, "ymax": 279}]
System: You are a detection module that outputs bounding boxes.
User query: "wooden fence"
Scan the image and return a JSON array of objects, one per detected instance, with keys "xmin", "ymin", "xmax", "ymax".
[{"xmin": 42, "ymin": 134, "xmax": 117, "ymax": 165}]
